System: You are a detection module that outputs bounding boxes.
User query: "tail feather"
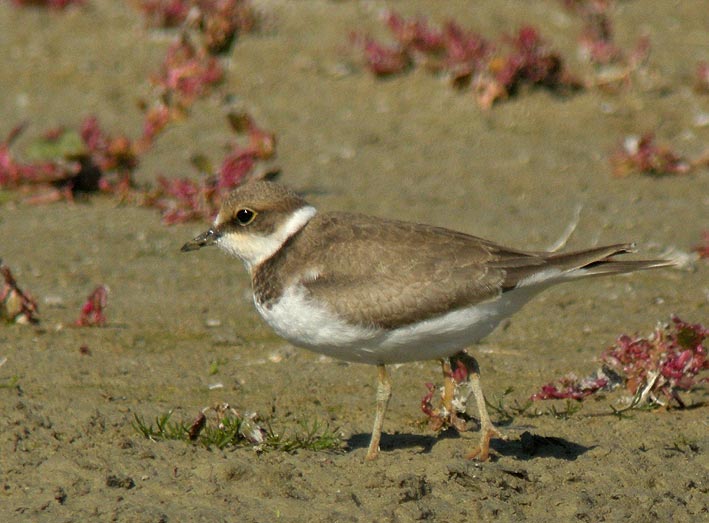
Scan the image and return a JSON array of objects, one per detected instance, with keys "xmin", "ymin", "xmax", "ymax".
[
  {"xmin": 573, "ymin": 258, "xmax": 676, "ymax": 277},
  {"xmin": 502, "ymin": 243, "xmax": 675, "ymax": 289}
]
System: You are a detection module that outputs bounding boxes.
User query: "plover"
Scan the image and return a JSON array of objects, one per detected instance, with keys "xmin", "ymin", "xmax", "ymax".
[{"xmin": 182, "ymin": 181, "xmax": 672, "ymax": 460}]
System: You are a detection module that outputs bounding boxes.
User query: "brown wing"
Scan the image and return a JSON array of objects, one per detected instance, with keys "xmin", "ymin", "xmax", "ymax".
[{"xmin": 258, "ymin": 212, "xmax": 541, "ymax": 329}]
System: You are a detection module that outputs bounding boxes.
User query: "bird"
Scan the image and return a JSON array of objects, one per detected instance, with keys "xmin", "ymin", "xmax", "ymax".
[{"xmin": 181, "ymin": 181, "xmax": 673, "ymax": 461}]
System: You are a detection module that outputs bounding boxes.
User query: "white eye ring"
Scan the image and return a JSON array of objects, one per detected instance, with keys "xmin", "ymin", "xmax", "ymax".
[{"xmin": 235, "ymin": 208, "xmax": 256, "ymax": 225}]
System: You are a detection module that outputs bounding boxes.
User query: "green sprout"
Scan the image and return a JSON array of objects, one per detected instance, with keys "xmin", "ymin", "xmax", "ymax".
[{"xmin": 132, "ymin": 408, "xmax": 342, "ymax": 453}]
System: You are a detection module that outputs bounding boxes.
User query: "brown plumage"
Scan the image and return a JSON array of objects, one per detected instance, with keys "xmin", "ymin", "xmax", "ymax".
[{"xmin": 251, "ymin": 211, "xmax": 669, "ymax": 329}]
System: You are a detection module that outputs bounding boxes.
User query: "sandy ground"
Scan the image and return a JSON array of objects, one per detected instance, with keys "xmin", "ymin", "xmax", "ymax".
[{"xmin": 1, "ymin": 1, "xmax": 708, "ymax": 521}]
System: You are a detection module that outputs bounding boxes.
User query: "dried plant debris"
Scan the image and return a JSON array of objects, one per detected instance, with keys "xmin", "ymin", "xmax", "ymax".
[
  {"xmin": 132, "ymin": 403, "xmax": 342, "ymax": 452},
  {"xmin": 532, "ymin": 317, "xmax": 708, "ymax": 410},
  {"xmin": 421, "ymin": 354, "xmax": 476, "ymax": 432},
  {"xmin": 610, "ymin": 133, "xmax": 693, "ymax": 177},
  {"xmin": 0, "ymin": 259, "xmax": 39, "ymax": 325},
  {"xmin": 136, "ymin": 0, "xmax": 257, "ymax": 54}
]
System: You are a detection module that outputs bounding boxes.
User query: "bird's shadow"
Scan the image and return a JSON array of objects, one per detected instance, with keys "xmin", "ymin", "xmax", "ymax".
[
  {"xmin": 347, "ymin": 429, "xmax": 593, "ymax": 461},
  {"xmin": 348, "ymin": 428, "xmax": 457, "ymax": 455}
]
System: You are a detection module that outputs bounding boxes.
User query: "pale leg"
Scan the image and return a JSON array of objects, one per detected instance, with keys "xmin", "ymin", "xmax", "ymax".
[
  {"xmin": 365, "ymin": 364, "xmax": 391, "ymax": 461},
  {"xmin": 463, "ymin": 355, "xmax": 506, "ymax": 461}
]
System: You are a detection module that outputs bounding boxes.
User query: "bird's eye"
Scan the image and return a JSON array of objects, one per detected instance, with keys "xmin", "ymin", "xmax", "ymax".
[{"xmin": 235, "ymin": 208, "xmax": 256, "ymax": 226}]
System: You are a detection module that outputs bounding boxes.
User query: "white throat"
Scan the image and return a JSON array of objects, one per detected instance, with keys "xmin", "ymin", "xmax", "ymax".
[{"xmin": 216, "ymin": 205, "xmax": 317, "ymax": 271}]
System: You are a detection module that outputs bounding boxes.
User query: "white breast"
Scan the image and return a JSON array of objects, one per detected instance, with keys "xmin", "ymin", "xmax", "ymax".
[{"xmin": 254, "ymin": 284, "xmax": 384, "ymax": 361}]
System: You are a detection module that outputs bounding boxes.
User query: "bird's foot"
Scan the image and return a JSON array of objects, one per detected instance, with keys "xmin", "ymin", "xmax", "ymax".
[{"xmin": 465, "ymin": 424, "xmax": 506, "ymax": 461}]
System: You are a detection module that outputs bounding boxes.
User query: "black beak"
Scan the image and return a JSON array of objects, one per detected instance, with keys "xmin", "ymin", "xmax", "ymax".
[{"xmin": 181, "ymin": 228, "xmax": 221, "ymax": 252}]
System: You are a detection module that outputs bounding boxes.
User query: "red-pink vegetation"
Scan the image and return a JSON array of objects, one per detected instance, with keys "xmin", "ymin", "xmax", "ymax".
[
  {"xmin": 692, "ymin": 231, "xmax": 709, "ymax": 259},
  {"xmin": 0, "ymin": 260, "xmax": 39, "ymax": 324},
  {"xmin": 134, "ymin": 2, "xmax": 257, "ymax": 145},
  {"xmin": 141, "ymin": 112, "xmax": 276, "ymax": 224},
  {"xmin": 532, "ymin": 317, "xmax": 708, "ymax": 408},
  {"xmin": 695, "ymin": 61, "xmax": 709, "ymax": 94},
  {"xmin": 352, "ymin": 11, "xmax": 581, "ymax": 108},
  {"xmin": 0, "ymin": 124, "xmax": 74, "ymax": 198},
  {"xmin": 477, "ymin": 26, "xmax": 581, "ymax": 108},
  {"xmin": 562, "ymin": 0, "xmax": 649, "ymax": 71},
  {"xmin": 75, "ymin": 285, "xmax": 109, "ymax": 327},
  {"xmin": 0, "ymin": 118, "xmax": 138, "ymax": 203},
  {"xmin": 610, "ymin": 133, "xmax": 692, "ymax": 177},
  {"xmin": 138, "ymin": 102, "xmax": 172, "ymax": 150},
  {"xmin": 152, "ymin": 36, "xmax": 224, "ymax": 111},
  {"xmin": 79, "ymin": 116, "xmax": 138, "ymax": 195},
  {"xmin": 137, "ymin": 0, "xmax": 191, "ymax": 27},
  {"xmin": 1, "ymin": 109, "xmax": 275, "ymax": 223},
  {"xmin": 530, "ymin": 373, "xmax": 609, "ymax": 401},
  {"xmin": 3, "ymin": 0, "xmax": 270, "ymax": 225},
  {"xmin": 602, "ymin": 317, "xmax": 707, "ymax": 407},
  {"xmin": 136, "ymin": 37, "xmax": 224, "ymax": 144}
]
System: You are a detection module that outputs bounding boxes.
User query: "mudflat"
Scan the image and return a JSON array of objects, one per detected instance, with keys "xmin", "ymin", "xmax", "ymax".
[{"xmin": 1, "ymin": 1, "xmax": 707, "ymax": 521}]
